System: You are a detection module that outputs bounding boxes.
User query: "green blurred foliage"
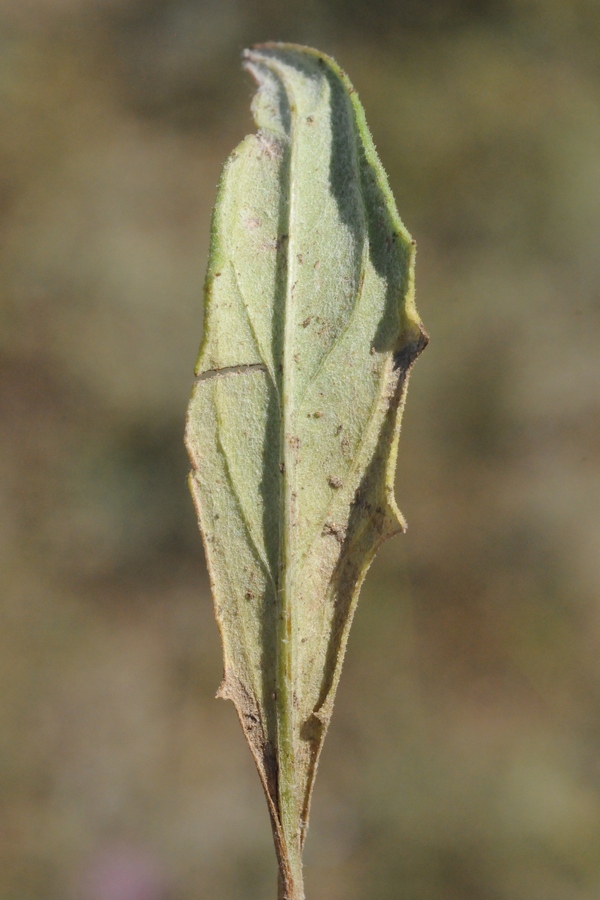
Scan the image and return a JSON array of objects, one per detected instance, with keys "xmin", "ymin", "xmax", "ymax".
[{"xmin": 1, "ymin": 1, "xmax": 600, "ymax": 898}]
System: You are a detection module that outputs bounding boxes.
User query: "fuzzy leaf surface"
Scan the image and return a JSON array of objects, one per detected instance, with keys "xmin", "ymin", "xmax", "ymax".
[{"xmin": 185, "ymin": 43, "xmax": 427, "ymax": 900}]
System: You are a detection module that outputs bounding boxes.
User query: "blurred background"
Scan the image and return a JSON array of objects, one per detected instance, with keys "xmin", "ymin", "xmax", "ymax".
[{"xmin": 1, "ymin": 0, "xmax": 600, "ymax": 898}]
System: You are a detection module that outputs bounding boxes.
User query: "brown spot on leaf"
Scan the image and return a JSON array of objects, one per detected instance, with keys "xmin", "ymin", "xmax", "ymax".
[
  {"xmin": 323, "ymin": 521, "xmax": 346, "ymax": 543},
  {"xmin": 393, "ymin": 327, "xmax": 429, "ymax": 374}
]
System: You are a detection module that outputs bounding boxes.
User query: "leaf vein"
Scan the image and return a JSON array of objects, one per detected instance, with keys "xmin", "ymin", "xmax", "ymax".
[
  {"xmin": 297, "ymin": 244, "xmax": 368, "ymax": 408},
  {"xmin": 213, "ymin": 383, "xmax": 277, "ymax": 593},
  {"xmin": 231, "ymin": 263, "xmax": 279, "ymax": 394}
]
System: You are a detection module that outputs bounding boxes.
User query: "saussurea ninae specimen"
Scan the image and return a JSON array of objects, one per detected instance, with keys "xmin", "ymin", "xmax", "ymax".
[{"xmin": 185, "ymin": 43, "xmax": 427, "ymax": 900}]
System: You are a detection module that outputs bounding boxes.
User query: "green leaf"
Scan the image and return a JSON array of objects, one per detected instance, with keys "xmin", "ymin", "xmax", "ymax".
[{"xmin": 185, "ymin": 43, "xmax": 427, "ymax": 900}]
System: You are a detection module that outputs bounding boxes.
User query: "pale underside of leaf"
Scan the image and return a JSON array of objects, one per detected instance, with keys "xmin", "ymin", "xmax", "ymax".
[{"xmin": 185, "ymin": 43, "xmax": 427, "ymax": 900}]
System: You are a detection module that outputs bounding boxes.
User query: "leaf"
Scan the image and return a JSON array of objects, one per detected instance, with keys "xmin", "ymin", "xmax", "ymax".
[{"xmin": 185, "ymin": 43, "xmax": 427, "ymax": 900}]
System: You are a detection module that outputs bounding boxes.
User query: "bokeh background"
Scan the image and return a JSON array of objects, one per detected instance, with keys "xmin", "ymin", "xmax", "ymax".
[{"xmin": 2, "ymin": 1, "xmax": 600, "ymax": 898}]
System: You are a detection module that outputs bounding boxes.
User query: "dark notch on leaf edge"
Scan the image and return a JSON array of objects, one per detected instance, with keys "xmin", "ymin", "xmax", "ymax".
[{"xmin": 393, "ymin": 327, "xmax": 429, "ymax": 374}]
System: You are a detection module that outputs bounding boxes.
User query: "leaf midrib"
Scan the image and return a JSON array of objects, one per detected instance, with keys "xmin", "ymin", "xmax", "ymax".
[{"xmin": 275, "ymin": 57, "xmax": 301, "ymax": 851}]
